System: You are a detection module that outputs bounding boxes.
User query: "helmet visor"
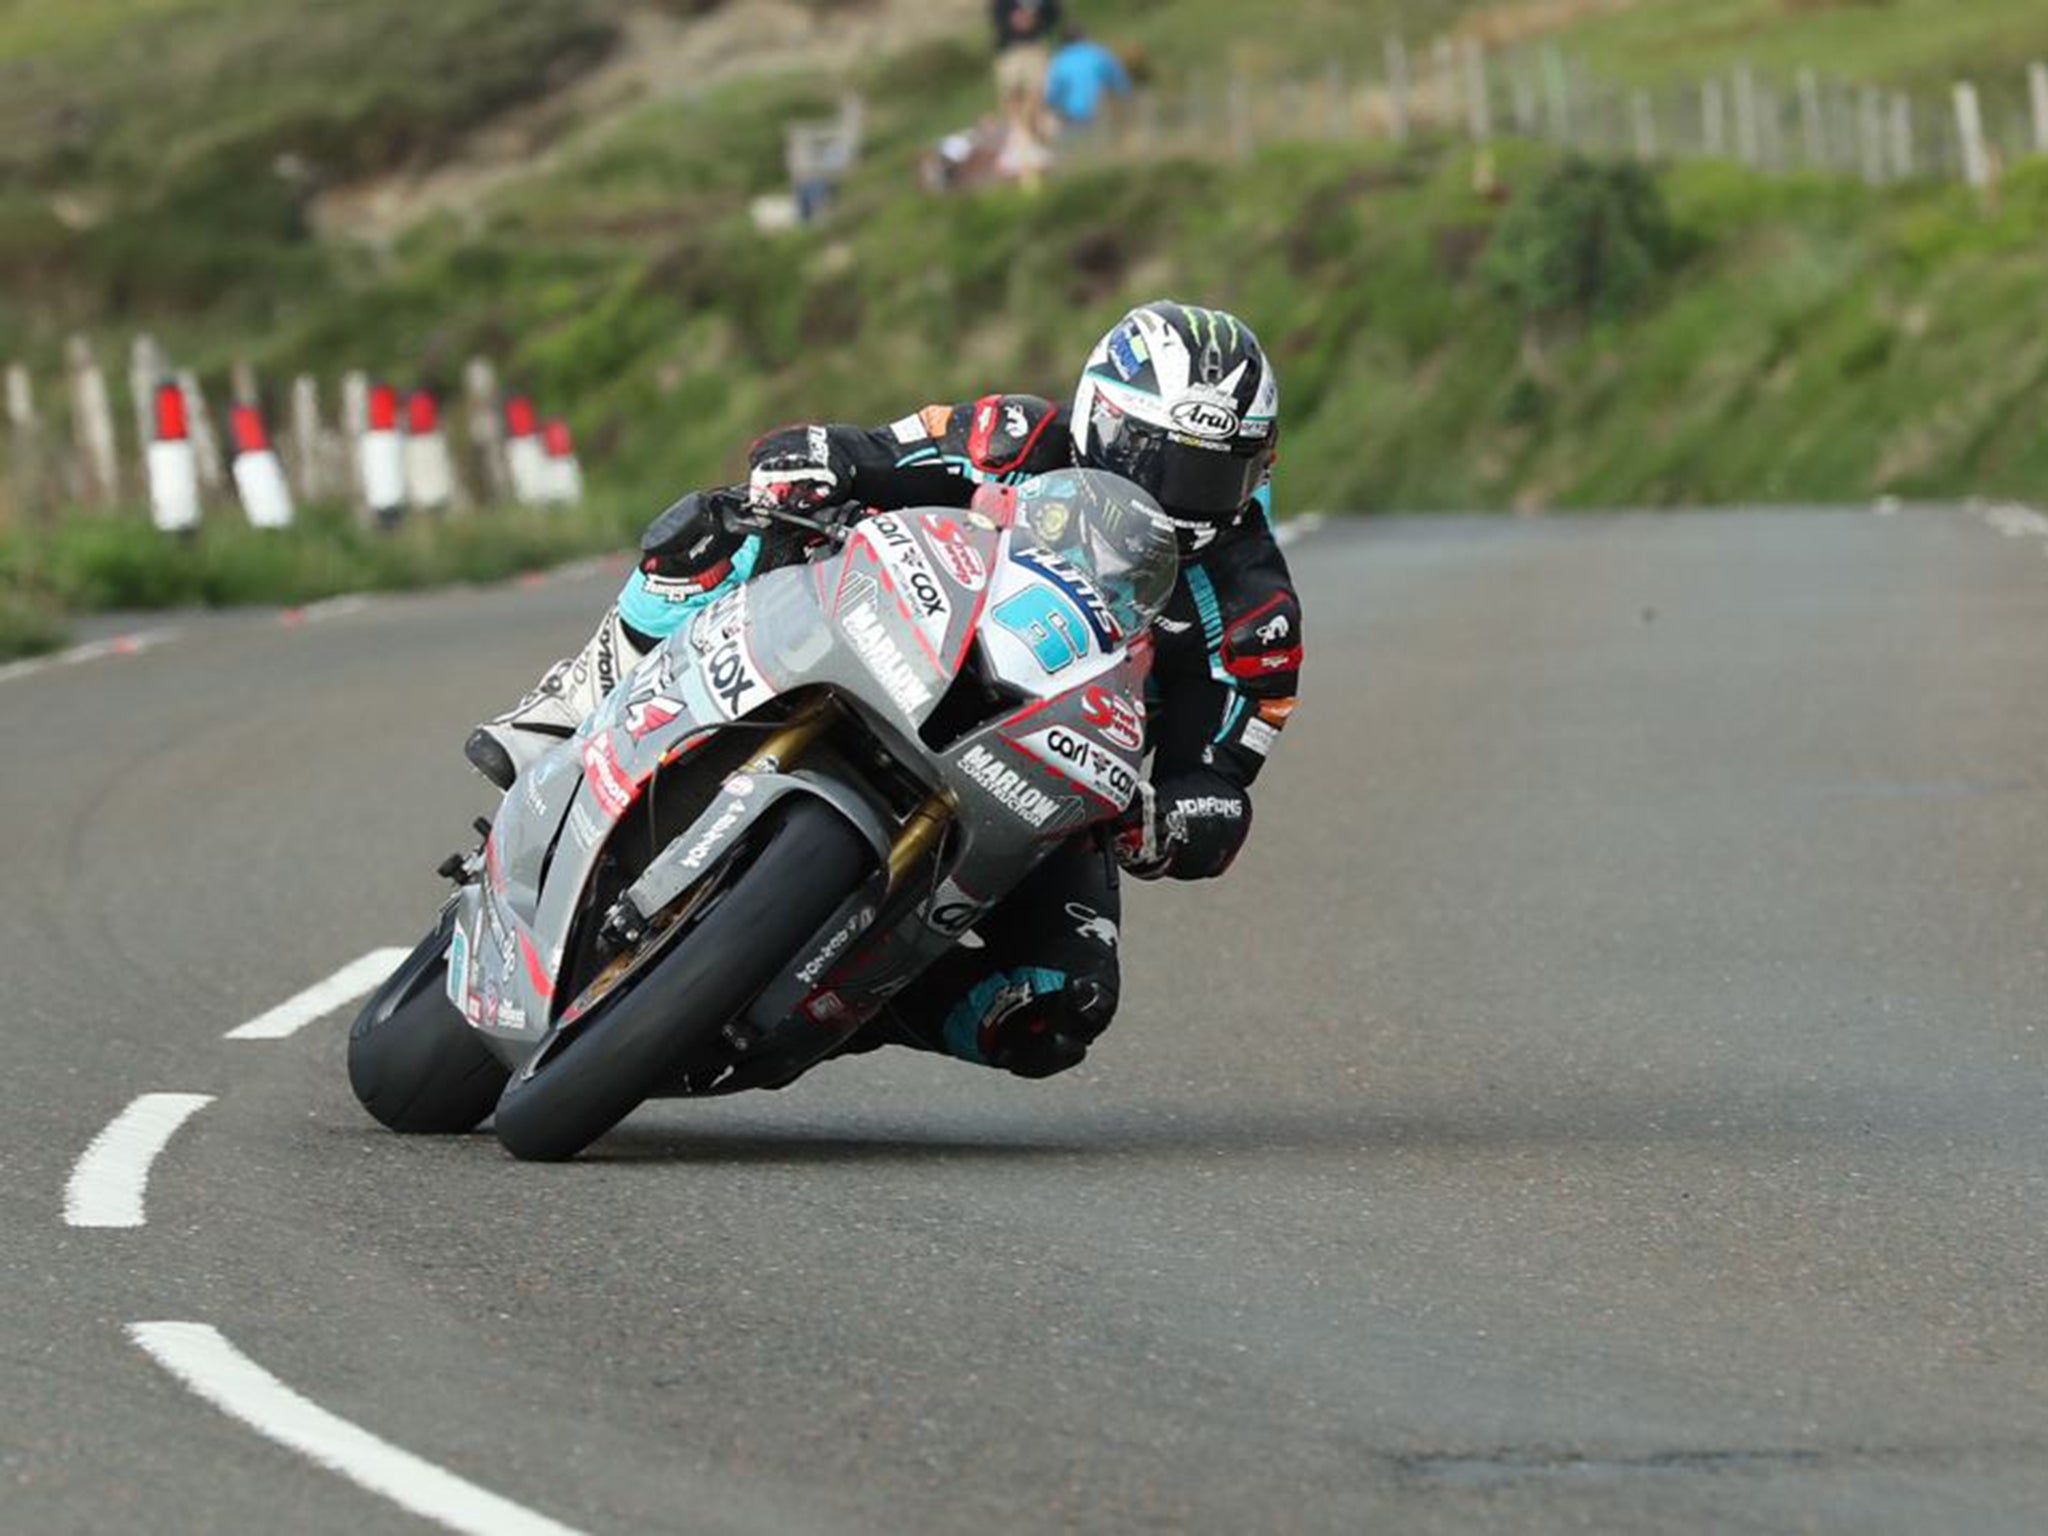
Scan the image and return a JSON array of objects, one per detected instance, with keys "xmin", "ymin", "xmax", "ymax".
[{"xmin": 1086, "ymin": 394, "xmax": 1267, "ymax": 518}]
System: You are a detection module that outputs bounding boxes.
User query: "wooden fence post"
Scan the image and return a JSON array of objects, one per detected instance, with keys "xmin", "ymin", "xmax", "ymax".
[
  {"xmin": 1631, "ymin": 90, "xmax": 1659, "ymax": 162},
  {"xmin": 1510, "ymin": 64, "xmax": 1539, "ymax": 138},
  {"xmin": 1542, "ymin": 45, "xmax": 1572, "ymax": 144},
  {"xmin": 1325, "ymin": 61, "xmax": 1348, "ymax": 139},
  {"xmin": 340, "ymin": 371, "xmax": 371, "ymax": 523},
  {"xmin": 1384, "ymin": 36, "xmax": 1411, "ymax": 142},
  {"xmin": 1797, "ymin": 69, "xmax": 1826, "ymax": 170},
  {"xmin": 2029, "ymin": 62, "xmax": 2048, "ymax": 155},
  {"xmin": 287, "ymin": 374, "xmax": 327, "ymax": 503},
  {"xmin": 1858, "ymin": 87, "xmax": 1887, "ymax": 186},
  {"xmin": 1890, "ymin": 93, "xmax": 1916, "ymax": 180},
  {"xmin": 177, "ymin": 371, "xmax": 224, "ymax": 499},
  {"xmin": 1955, "ymin": 82, "xmax": 1991, "ymax": 190},
  {"xmin": 1732, "ymin": 64, "xmax": 1760, "ymax": 168},
  {"xmin": 1703, "ymin": 78, "xmax": 1727, "ymax": 158},
  {"xmin": 128, "ymin": 335, "xmax": 166, "ymax": 482},
  {"xmin": 463, "ymin": 357, "xmax": 512, "ymax": 507},
  {"xmin": 1464, "ymin": 40, "xmax": 1493, "ymax": 145},
  {"xmin": 66, "ymin": 336, "xmax": 120, "ymax": 512},
  {"xmin": 5, "ymin": 363, "xmax": 44, "ymax": 527}
]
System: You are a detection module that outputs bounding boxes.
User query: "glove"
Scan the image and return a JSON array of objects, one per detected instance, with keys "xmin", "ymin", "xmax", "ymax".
[
  {"xmin": 748, "ymin": 426, "xmax": 849, "ymax": 515},
  {"xmin": 1113, "ymin": 776, "xmax": 1252, "ymax": 882}
]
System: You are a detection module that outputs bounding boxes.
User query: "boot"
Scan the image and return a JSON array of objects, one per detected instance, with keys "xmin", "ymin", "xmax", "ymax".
[{"xmin": 464, "ymin": 606, "xmax": 647, "ymax": 790}]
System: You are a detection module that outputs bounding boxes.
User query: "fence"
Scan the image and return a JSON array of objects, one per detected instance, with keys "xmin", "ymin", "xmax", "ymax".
[
  {"xmin": 1096, "ymin": 38, "xmax": 2048, "ymax": 193},
  {"xmin": 0, "ymin": 338, "xmax": 585, "ymax": 534}
]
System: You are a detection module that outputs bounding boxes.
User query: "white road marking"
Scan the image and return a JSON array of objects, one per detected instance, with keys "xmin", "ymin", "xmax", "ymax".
[
  {"xmin": 0, "ymin": 626, "xmax": 180, "ymax": 687},
  {"xmin": 225, "ymin": 948, "xmax": 411, "ymax": 1040},
  {"xmin": 63, "ymin": 1093, "xmax": 214, "ymax": 1228},
  {"xmin": 129, "ymin": 1323, "xmax": 587, "ymax": 1536}
]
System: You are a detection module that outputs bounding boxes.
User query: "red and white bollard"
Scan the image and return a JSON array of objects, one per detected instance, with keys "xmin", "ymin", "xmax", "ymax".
[
  {"xmin": 505, "ymin": 394, "xmax": 548, "ymax": 507},
  {"xmin": 403, "ymin": 389, "xmax": 460, "ymax": 512},
  {"xmin": 541, "ymin": 417, "xmax": 585, "ymax": 506},
  {"xmin": 146, "ymin": 380, "xmax": 201, "ymax": 533},
  {"xmin": 230, "ymin": 402, "xmax": 295, "ymax": 529},
  {"xmin": 360, "ymin": 382, "xmax": 407, "ymax": 527}
]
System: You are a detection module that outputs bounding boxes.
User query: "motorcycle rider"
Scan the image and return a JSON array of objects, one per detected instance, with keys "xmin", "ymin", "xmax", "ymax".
[{"xmin": 467, "ymin": 301, "xmax": 1303, "ymax": 1079}]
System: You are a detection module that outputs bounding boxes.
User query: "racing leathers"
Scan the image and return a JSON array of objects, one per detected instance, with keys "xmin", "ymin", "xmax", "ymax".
[{"xmin": 619, "ymin": 394, "xmax": 1304, "ymax": 1077}]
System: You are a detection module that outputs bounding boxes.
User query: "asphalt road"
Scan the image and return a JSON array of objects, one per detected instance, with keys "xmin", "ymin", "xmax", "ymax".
[{"xmin": 6, "ymin": 506, "xmax": 2048, "ymax": 1535}]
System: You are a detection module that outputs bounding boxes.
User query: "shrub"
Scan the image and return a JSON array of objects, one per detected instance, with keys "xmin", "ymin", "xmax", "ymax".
[{"xmin": 1483, "ymin": 158, "xmax": 1684, "ymax": 326}]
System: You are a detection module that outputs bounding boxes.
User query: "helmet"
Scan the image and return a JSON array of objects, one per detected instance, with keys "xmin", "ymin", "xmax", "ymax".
[{"xmin": 1072, "ymin": 301, "xmax": 1279, "ymax": 548}]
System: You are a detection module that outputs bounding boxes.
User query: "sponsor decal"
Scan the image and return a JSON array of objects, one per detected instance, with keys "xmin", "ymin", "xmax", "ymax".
[
  {"xmin": 695, "ymin": 589, "xmax": 769, "ymax": 718},
  {"xmin": 625, "ymin": 690, "xmax": 686, "ymax": 742},
  {"xmin": 678, "ymin": 794, "xmax": 752, "ymax": 872},
  {"xmin": 806, "ymin": 425, "xmax": 832, "ymax": 465},
  {"xmin": 1257, "ymin": 614, "xmax": 1292, "ymax": 646},
  {"xmin": 1004, "ymin": 402, "xmax": 1030, "ymax": 439},
  {"xmin": 568, "ymin": 802, "xmax": 605, "ymax": 849},
  {"xmin": 1108, "ymin": 324, "xmax": 1149, "ymax": 382},
  {"xmin": 868, "ymin": 516, "xmax": 951, "ymax": 624},
  {"xmin": 1165, "ymin": 795, "xmax": 1245, "ymax": 843},
  {"xmin": 1026, "ymin": 725, "xmax": 1137, "ymax": 808},
  {"xmin": 1081, "ymin": 686, "xmax": 1145, "ymax": 753},
  {"xmin": 921, "ymin": 515, "xmax": 988, "ymax": 591},
  {"xmin": 1066, "ymin": 902, "xmax": 1119, "ymax": 951},
  {"xmin": 804, "ymin": 991, "xmax": 848, "ymax": 1023},
  {"xmin": 797, "ymin": 907, "xmax": 873, "ymax": 987},
  {"xmin": 446, "ymin": 923, "xmax": 471, "ymax": 1009},
  {"xmin": 843, "ymin": 601, "xmax": 934, "ymax": 716},
  {"xmin": 1242, "ymin": 417, "xmax": 1275, "ymax": 440},
  {"xmin": 1010, "ymin": 546, "xmax": 1119, "ymax": 647},
  {"xmin": 926, "ymin": 901, "xmax": 979, "ymax": 939},
  {"xmin": 1241, "ymin": 717, "xmax": 1279, "ymax": 757},
  {"xmin": 1169, "ymin": 394, "xmax": 1242, "ymax": 441},
  {"xmin": 958, "ymin": 745, "xmax": 1061, "ymax": 828},
  {"xmin": 581, "ymin": 732, "xmax": 641, "ymax": 821},
  {"xmin": 726, "ymin": 774, "xmax": 756, "ymax": 797}
]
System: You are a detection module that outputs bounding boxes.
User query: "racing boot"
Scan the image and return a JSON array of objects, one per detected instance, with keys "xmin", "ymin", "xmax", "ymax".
[{"xmin": 463, "ymin": 605, "xmax": 646, "ymax": 790}]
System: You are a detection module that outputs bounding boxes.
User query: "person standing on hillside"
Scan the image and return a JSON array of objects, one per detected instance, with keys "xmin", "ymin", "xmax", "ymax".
[
  {"xmin": 1044, "ymin": 26, "xmax": 1132, "ymax": 133},
  {"xmin": 993, "ymin": 0, "xmax": 1063, "ymax": 145}
]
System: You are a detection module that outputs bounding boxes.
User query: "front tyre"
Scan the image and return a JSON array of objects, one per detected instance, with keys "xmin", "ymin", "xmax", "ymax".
[
  {"xmin": 348, "ymin": 923, "xmax": 511, "ymax": 1134},
  {"xmin": 492, "ymin": 798, "xmax": 872, "ymax": 1162}
]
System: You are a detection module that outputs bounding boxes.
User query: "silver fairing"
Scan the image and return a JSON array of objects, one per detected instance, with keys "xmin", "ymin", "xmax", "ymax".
[{"xmin": 446, "ymin": 499, "xmax": 1159, "ymax": 1060}]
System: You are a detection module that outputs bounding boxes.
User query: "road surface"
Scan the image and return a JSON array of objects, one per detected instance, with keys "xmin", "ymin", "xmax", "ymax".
[{"xmin": 5, "ymin": 506, "xmax": 2047, "ymax": 1534}]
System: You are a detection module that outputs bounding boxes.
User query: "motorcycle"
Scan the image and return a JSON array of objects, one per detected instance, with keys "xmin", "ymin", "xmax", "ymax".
[{"xmin": 347, "ymin": 469, "xmax": 1175, "ymax": 1160}]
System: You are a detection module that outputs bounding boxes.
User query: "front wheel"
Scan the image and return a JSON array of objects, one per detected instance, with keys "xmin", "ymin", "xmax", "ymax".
[
  {"xmin": 348, "ymin": 924, "xmax": 511, "ymax": 1134},
  {"xmin": 492, "ymin": 798, "xmax": 873, "ymax": 1161}
]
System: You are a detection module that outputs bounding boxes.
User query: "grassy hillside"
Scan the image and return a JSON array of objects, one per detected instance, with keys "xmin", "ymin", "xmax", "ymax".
[{"xmin": 8, "ymin": 0, "xmax": 2048, "ymax": 655}]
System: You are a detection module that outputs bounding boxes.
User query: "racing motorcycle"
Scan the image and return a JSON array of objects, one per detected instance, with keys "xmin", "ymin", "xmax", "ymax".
[{"xmin": 347, "ymin": 470, "xmax": 1174, "ymax": 1161}]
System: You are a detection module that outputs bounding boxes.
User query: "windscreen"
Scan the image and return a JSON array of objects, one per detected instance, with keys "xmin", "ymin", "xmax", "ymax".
[{"xmin": 1007, "ymin": 469, "xmax": 1178, "ymax": 637}]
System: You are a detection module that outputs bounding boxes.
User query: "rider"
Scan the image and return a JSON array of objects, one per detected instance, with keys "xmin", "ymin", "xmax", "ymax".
[{"xmin": 466, "ymin": 301, "xmax": 1304, "ymax": 1079}]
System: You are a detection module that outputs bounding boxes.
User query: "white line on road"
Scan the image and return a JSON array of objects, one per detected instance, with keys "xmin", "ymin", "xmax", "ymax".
[
  {"xmin": 63, "ymin": 1093, "xmax": 214, "ymax": 1228},
  {"xmin": 129, "ymin": 1323, "xmax": 587, "ymax": 1536},
  {"xmin": 0, "ymin": 626, "xmax": 181, "ymax": 687},
  {"xmin": 225, "ymin": 948, "xmax": 411, "ymax": 1040}
]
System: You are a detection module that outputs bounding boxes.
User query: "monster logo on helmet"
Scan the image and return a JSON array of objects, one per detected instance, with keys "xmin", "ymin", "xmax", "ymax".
[{"xmin": 1073, "ymin": 301, "xmax": 1279, "ymax": 550}]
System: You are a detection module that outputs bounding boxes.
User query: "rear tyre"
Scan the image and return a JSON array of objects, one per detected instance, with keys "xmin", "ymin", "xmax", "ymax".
[
  {"xmin": 348, "ymin": 928, "xmax": 511, "ymax": 1134},
  {"xmin": 492, "ymin": 799, "xmax": 871, "ymax": 1162}
]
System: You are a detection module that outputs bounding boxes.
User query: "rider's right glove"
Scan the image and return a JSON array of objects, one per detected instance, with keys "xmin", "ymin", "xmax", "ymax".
[{"xmin": 1113, "ymin": 776, "xmax": 1253, "ymax": 882}]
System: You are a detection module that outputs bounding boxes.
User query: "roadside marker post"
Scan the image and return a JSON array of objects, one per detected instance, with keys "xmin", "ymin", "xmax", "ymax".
[
  {"xmin": 230, "ymin": 404, "xmax": 295, "ymax": 529},
  {"xmin": 360, "ymin": 383, "xmax": 407, "ymax": 528},
  {"xmin": 147, "ymin": 381, "xmax": 201, "ymax": 534},
  {"xmin": 541, "ymin": 418, "xmax": 584, "ymax": 507},
  {"xmin": 403, "ymin": 390, "xmax": 463, "ymax": 513},
  {"xmin": 505, "ymin": 395, "xmax": 548, "ymax": 508}
]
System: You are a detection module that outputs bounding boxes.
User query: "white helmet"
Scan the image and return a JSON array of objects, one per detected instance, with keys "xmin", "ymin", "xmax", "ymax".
[{"xmin": 1072, "ymin": 301, "xmax": 1279, "ymax": 549}]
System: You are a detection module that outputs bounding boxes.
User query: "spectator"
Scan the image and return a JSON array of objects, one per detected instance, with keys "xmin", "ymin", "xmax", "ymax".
[
  {"xmin": 1044, "ymin": 27, "xmax": 1132, "ymax": 131},
  {"xmin": 992, "ymin": 0, "xmax": 1062, "ymax": 141}
]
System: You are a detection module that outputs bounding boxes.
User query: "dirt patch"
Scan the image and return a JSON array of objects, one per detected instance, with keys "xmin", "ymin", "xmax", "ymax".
[{"xmin": 310, "ymin": 0, "xmax": 979, "ymax": 247}]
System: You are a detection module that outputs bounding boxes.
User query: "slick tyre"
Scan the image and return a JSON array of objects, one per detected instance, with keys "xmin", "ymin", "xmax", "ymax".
[
  {"xmin": 348, "ymin": 929, "xmax": 511, "ymax": 1134},
  {"xmin": 492, "ymin": 799, "xmax": 872, "ymax": 1162}
]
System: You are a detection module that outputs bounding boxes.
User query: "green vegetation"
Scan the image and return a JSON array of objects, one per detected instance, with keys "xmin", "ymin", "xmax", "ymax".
[{"xmin": 7, "ymin": 0, "xmax": 2048, "ymax": 657}]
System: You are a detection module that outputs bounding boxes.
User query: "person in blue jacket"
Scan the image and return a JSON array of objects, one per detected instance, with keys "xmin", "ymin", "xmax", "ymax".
[{"xmin": 1044, "ymin": 27, "xmax": 1133, "ymax": 130}]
